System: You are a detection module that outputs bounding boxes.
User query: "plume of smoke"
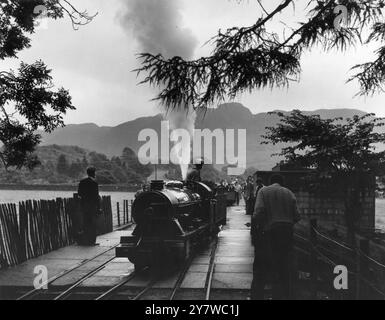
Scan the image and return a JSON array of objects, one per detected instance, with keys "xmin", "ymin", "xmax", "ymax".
[
  {"xmin": 119, "ymin": 0, "xmax": 197, "ymax": 60},
  {"xmin": 167, "ymin": 109, "xmax": 197, "ymax": 180},
  {"xmin": 120, "ymin": 0, "xmax": 198, "ymax": 179}
]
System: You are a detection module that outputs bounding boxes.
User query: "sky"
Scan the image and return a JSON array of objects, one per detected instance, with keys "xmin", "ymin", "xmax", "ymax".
[{"xmin": 1, "ymin": 0, "xmax": 384, "ymax": 126}]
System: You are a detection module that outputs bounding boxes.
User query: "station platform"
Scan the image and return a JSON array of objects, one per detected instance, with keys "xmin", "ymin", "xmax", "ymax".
[
  {"xmin": 0, "ymin": 204, "xmax": 255, "ymax": 300},
  {"xmin": 0, "ymin": 229, "xmax": 130, "ymax": 296}
]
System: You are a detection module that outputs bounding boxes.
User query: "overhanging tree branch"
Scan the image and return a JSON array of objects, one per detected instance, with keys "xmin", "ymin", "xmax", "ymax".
[{"xmin": 135, "ymin": 0, "xmax": 385, "ymax": 111}]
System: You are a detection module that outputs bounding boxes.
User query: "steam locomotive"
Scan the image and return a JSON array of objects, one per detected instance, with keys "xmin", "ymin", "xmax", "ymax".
[{"xmin": 116, "ymin": 180, "xmax": 227, "ymax": 270}]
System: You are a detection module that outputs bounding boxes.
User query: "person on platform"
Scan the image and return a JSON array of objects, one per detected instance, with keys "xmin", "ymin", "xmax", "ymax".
[
  {"xmin": 78, "ymin": 167, "xmax": 100, "ymax": 246},
  {"xmin": 186, "ymin": 158, "xmax": 204, "ymax": 182},
  {"xmin": 234, "ymin": 181, "xmax": 242, "ymax": 205},
  {"xmin": 250, "ymin": 174, "xmax": 301, "ymax": 300},
  {"xmin": 255, "ymin": 178, "xmax": 264, "ymax": 199},
  {"xmin": 245, "ymin": 176, "xmax": 255, "ymax": 215}
]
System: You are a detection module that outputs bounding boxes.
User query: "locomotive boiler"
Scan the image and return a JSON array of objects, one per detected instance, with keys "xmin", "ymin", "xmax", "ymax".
[{"xmin": 116, "ymin": 180, "xmax": 227, "ymax": 270}]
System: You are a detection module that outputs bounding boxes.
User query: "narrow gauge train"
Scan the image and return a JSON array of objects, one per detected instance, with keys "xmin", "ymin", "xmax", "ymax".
[{"xmin": 116, "ymin": 180, "xmax": 227, "ymax": 270}]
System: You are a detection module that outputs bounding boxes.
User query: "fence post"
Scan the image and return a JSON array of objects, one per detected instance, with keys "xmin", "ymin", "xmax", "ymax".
[
  {"xmin": 117, "ymin": 202, "xmax": 121, "ymax": 227},
  {"xmin": 131, "ymin": 200, "xmax": 134, "ymax": 222},
  {"xmin": 348, "ymin": 232, "xmax": 358, "ymax": 300},
  {"xmin": 125, "ymin": 200, "xmax": 129, "ymax": 224},
  {"xmin": 122, "ymin": 200, "xmax": 125, "ymax": 224},
  {"xmin": 310, "ymin": 219, "xmax": 318, "ymax": 300},
  {"xmin": 72, "ymin": 194, "xmax": 83, "ymax": 243},
  {"xmin": 358, "ymin": 239, "xmax": 369, "ymax": 300}
]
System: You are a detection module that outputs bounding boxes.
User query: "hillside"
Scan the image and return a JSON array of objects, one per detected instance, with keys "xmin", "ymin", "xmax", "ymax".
[
  {"xmin": 0, "ymin": 145, "xmax": 152, "ymax": 185},
  {"xmin": 0, "ymin": 145, "xmax": 228, "ymax": 185},
  {"xmin": 36, "ymin": 145, "xmax": 89, "ymax": 164},
  {"xmin": 40, "ymin": 104, "xmax": 373, "ymax": 171}
]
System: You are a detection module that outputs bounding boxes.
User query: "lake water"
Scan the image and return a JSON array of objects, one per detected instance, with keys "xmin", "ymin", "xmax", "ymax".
[
  {"xmin": 0, "ymin": 190, "xmax": 136, "ymax": 228},
  {"xmin": 0, "ymin": 190, "xmax": 384, "ymax": 231}
]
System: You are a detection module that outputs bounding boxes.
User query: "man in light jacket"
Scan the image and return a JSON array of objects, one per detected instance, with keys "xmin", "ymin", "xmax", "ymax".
[{"xmin": 250, "ymin": 174, "xmax": 301, "ymax": 300}]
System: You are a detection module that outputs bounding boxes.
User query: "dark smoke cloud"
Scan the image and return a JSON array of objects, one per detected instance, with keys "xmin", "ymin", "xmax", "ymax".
[
  {"xmin": 119, "ymin": 0, "xmax": 198, "ymax": 178},
  {"xmin": 119, "ymin": 0, "xmax": 198, "ymax": 60}
]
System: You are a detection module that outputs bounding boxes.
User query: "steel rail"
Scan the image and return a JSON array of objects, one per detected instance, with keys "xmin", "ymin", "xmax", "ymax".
[
  {"xmin": 311, "ymin": 227, "xmax": 354, "ymax": 252},
  {"xmin": 131, "ymin": 278, "xmax": 158, "ymax": 300},
  {"xmin": 94, "ymin": 269, "xmax": 141, "ymax": 300},
  {"xmin": 54, "ymin": 256, "xmax": 117, "ymax": 300},
  {"xmin": 358, "ymin": 249, "xmax": 385, "ymax": 270},
  {"xmin": 205, "ymin": 237, "xmax": 219, "ymax": 301},
  {"xmin": 169, "ymin": 254, "xmax": 196, "ymax": 301},
  {"xmin": 17, "ymin": 244, "xmax": 119, "ymax": 300},
  {"xmin": 17, "ymin": 222, "xmax": 134, "ymax": 300}
]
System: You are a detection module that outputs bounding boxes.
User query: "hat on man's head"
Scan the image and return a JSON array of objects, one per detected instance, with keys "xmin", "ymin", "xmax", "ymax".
[{"xmin": 193, "ymin": 158, "xmax": 204, "ymax": 169}]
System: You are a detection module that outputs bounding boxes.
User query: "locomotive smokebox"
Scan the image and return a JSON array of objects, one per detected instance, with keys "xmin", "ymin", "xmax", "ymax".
[{"xmin": 150, "ymin": 180, "xmax": 165, "ymax": 191}]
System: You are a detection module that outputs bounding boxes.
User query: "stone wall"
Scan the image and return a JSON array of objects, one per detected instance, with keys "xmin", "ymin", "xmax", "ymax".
[{"xmin": 254, "ymin": 170, "xmax": 376, "ymax": 232}]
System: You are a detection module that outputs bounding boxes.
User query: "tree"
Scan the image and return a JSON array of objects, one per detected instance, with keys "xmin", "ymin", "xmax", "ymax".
[
  {"xmin": 0, "ymin": 1, "xmax": 96, "ymax": 169},
  {"xmin": 111, "ymin": 156, "xmax": 122, "ymax": 167},
  {"xmin": 81, "ymin": 155, "xmax": 88, "ymax": 170},
  {"xmin": 0, "ymin": 61, "xmax": 74, "ymax": 169},
  {"xmin": 121, "ymin": 147, "xmax": 152, "ymax": 178},
  {"xmin": 56, "ymin": 154, "xmax": 69, "ymax": 175},
  {"xmin": 136, "ymin": 0, "xmax": 385, "ymax": 111},
  {"xmin": 96, "ymin": 170, "xmax": 118, "ymax": 185},
  {"xmin": 68, "ymin": 160, "xmax": 83, "ymax": 178},
  {"xmin": 88, "ymin": 152, "xmax": 111, "ymax": 170},
  {"xmin": 262, "ymin": 110, "xmax": 385, "ymax": 173},
  {"xmin": 1, "ymin": 0, "xmax": 96, "ymax": 59},
  {"xmin": 262, "ymin": 110, "xmax": 385, "ymax": 241}
]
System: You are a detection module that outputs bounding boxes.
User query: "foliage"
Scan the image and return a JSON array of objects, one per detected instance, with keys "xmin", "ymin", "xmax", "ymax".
[
  {"xmin": 0, "ymin": 61, "xmax": 75, "ymax": 169},
  {"xmin": 0, "ymin": 0, "xmax": 96, "ymax": 169},
  {"xmin": 135, "ymin": 0, "xmax": 385, "ymax": 111},
  {"xmin": 0, "ymin": 145, "xmax": 153, "ymax": 185},
  {"xmin": 56, "ymin": 154, "xmax": 69, "ymax": 175},
  {"xmin": 0, "ymin": 0, "xmax": 96, "ymax": 59},
  {"xmin": 262, "ymin": 110, "xmax": 385, "ymax": 174},
  {"xmin": 121, "ymin": 147, "xmax": 153, "ymax": 178}
]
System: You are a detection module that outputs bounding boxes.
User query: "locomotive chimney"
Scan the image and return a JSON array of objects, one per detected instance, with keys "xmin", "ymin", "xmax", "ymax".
[{"xmin": 150, "ymin": 180, "xmax": 165, "ymax": 191}]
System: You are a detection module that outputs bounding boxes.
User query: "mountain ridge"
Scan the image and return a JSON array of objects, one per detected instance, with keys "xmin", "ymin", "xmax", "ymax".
[{"xmin": 41, "ymin": 104, "xmax": 373, "ymax": 170}]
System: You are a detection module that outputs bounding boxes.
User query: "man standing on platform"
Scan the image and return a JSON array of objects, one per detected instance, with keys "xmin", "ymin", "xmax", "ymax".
[
  {"xmin": 245, "ymin": 176, "xmax": 255, "ymax": 215},
  {"xmin": 255, "ymin": 178, "xmax": 264, "ymax": 199},
  {"xmin": 234, "ymin": 180, "xmax": 242, "ymax": 205},
  {"xmin": 78, "ymin": 167, "xmax": 100, "ymax": 246},
  {"xmin": 250, "ymin": 174, "xmax": 301, "ymax": 300}
]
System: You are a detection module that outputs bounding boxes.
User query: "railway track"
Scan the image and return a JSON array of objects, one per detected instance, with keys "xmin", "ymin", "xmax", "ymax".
[
  {"xmin": 131, "ymin": 238, "xmax": 220, "ymax": 301},
  {"xmin": 95, "ymin": 237, "xmax": 220, "ymax": 301},
  {"xmin": 16, "ymin": 235, "xmax": 220, "ymax": 301},
  {"xmin": 17, "ymin": 244, "xmax": 121, "ymax": 300},
  {"xmin": 17, "ymin": 223, "xmax": 136, "ymax": 301},
  {"xmin": 204, "ymin": 237, "xmax": 219, "ymax": 301}
]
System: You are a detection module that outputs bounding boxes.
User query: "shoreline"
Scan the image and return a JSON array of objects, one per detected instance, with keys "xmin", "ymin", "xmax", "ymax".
[{"xmin": 0, "ymin": 184, "xmax": 139, "ymax": 193}]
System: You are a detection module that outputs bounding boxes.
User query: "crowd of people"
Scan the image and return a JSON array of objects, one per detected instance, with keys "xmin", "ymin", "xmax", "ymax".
[{"xmin": 217, "ymin": 176, "xmax": 264, "ymax": 212}]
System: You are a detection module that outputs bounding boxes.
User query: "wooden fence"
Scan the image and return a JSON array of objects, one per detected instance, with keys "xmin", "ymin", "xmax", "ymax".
[
  {"xmin": 0, "ymin": 196, "xmax": 113, "ymax": 270},
  {"xmin": 115, "ymin": 200, "xmax": 133, "ymax": 227}
]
